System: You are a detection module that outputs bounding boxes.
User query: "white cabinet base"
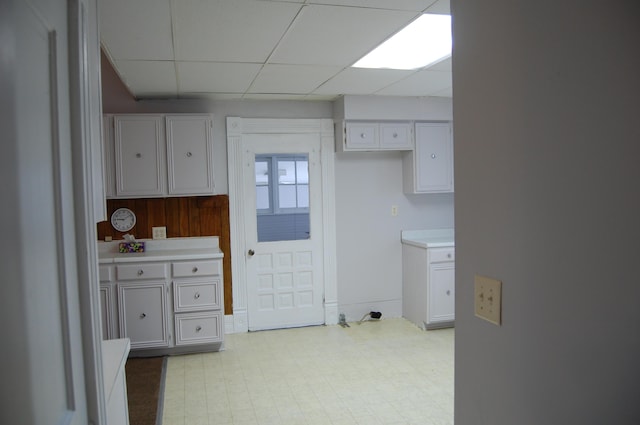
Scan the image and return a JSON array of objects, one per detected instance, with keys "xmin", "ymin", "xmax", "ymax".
[{"xmin": 402, "ymin": 234, "xmax": 455, "ymax": 330}]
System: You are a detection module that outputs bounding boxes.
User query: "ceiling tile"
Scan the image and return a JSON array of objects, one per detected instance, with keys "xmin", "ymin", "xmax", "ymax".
[
  {"xmin": 313, "ymin": 68, "xmax": 413, "ymax": 95},
  {"xmin": 172, "ymin": 0, "xmax": 302, "ymax": 62},
  {"xmin": 270, "ymin": 5, "xmax": 417, "ymax": 67},
  {"xmin": 375, "ymin": 69, "xmax": 451, "ymax": 96},
  {"xmin": 99, "ymin": 0, "xmax": 173, "ymax": 60},
  {"xmin": 114, "ymin": 60, "xmax": 177, "ymax": 96},
  {"xmin": 248, "ymin": 64, "xmax": 341, "ymax": 94},
  {"xmin": 176, "ymin": 62, "xmax": 262, "ymax": 93},
  {"xmin": 424, "ymin": 0, "xmax": 451, "ymax": 14},
  {"xmin": 306, "ymin": 0, "xmax": 438, "ymax": 11},
  {"xmin": 427, "ymin": 57, "xmax": 452, "ymax": 71}
]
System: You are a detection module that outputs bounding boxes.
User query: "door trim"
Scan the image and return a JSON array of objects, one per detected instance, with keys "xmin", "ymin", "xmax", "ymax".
[{"xmin": 226, "ymin": 117, "xmax": 338, "ymax": 333}]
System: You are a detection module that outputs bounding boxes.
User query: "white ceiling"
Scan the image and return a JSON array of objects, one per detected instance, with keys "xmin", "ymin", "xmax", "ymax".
[{"xmin": 99, "ymin": 0, "xmax": 451, "ymax": 101}]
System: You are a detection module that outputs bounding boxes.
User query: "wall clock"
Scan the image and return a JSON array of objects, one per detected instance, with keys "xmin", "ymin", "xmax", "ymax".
[{"xmin": 110, "ymin": 207, "xmax": 136, "ymax": 232}]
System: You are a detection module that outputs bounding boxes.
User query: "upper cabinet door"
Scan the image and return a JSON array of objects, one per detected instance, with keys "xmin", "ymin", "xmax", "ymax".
[
  {"xmin": 404, "ymin": 122, "xmax": 454, "ymax": 193},
  {"xmin": 166, "ymin": 115, "xmax": 215, "ymax": 195},
  {"xmin": 113, "ymin": 115, "xmax": 166, "ymax": 197}
]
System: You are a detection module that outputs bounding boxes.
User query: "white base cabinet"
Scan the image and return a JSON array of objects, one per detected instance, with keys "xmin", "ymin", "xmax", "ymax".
[
  {"xmin": 118, "ymin": 281, "xmax": 169, "ymax": 349},
  {"xmin": 98, "ymin": 237, "xmax": 224, "ymax": 355},
  {"xmin": 402, "ymin": 232, "xmax": 455, "ymax": 330}
]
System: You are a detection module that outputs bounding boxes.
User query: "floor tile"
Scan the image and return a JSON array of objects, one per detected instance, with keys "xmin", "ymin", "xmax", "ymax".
[{"xmin": 161, "ymin": 318, "xmax": 453, "ymax": 425}]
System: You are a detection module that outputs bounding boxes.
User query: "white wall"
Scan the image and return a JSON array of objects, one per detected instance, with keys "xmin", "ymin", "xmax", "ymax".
[
  {"xmin": 335, "ymin": 151, "xmax": 454, "ymax": 320},
  {"xmin": 103, "ymin": 88, "xmax": 456, "ymax": 323},
  {"xmin": 452, "ymin": 1, "xmax": 640, "ymax": 424}
]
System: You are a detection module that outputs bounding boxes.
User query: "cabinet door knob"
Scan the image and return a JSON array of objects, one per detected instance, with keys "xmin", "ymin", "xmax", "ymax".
[
  {"xmin": 186, "ymin": 151, "xmax": 192, "ymax": 157},
  {"xmin": 194, "ymin": 292, "xmax": 200, "ymax": 299},
  {"xmin": 140, "ymin": 313, "xmax": 146, "ymax": 319},
  {"xmin": 446, "ymin": 290, "xmax": 451, "ymax": 296},
  {"xmin": 360, "ymin": 133, "xmax": 366, "ymax": 138},
  {"xmin": 248, "ymin": 249, "xmax": 255, "ymax": 257},
  {"xmin": 192, "ymin": 266, "xmax": 198, "ymax": 273},
  {"xmin": 431, "ymin": 153, "xmax": 437, "ymax": 159},
  {"xmin": 195, "ymin": 325, "xmax": 202, "ymax": 332},
  {"xmin": 137, "ymin": 269, "xmax": 144, "ymax": 276},
  {"xmin": 135, "ymin": 153, "xmax": 142, "ymax": 158},
  {"xmin": 447, "ymin": 253, "xmax": 452, "ymax": 258},
  {"xmin": 393, "ymin": 132, "xmax": 398, "ymax": 138}
]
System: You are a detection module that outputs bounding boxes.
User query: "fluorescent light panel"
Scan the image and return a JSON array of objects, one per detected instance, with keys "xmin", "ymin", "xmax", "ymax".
[{"xmin": 352, "ymin": 14, "xmax": 451, "ymax": 70}]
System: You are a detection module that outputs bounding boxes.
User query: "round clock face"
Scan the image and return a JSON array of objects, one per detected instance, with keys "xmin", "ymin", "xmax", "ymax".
[{"xmin": 110, "ymin": 208, "xmax": 136, "ymax": 232}]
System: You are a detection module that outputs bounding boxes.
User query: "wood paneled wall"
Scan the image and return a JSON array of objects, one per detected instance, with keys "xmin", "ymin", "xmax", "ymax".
[{"xmin": 97, "ymin": 195, "xmax": 233, "ymax": 313}]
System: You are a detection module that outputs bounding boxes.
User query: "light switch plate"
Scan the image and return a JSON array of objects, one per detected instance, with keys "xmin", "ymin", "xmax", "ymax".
[
  {"xmin": 474, "ymin": 275, "xmax": 502, "ymax": 325},
  {"xmin": 152, "ymin": 226, "xmax": 167, "ymax": 240}
]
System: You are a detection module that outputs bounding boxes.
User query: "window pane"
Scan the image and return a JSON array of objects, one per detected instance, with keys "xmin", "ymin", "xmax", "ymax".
[
  {"xmin": 255, "ymin": 160, "xmax": 269, "ymax": 185},
  {"xmin": 296, "ymin": 160, "xmax": 308, "ymax": 184},
  {"xmin": 256, "ymin": 186, "xmax": 270, "ymax": 210},
  {"xmin": 297, "ymin": 185, "xmax": 309, "ymax": 208},
  {"xmin": 278, "ymin": 185, "xmax": 297, "ymax": 208},
  {"xmin": 278, "ymin": 160, "xmax": 296, "ymax": 184}
]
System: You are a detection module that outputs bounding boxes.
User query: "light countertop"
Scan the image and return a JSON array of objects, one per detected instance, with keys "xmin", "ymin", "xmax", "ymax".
[
  {"xmin": 98, "ymin": 236, "xmax": 223, "ymax": 263},
  {"xmin": 401, "ymin": 228, "xmax": 455, "ymax": 248}
]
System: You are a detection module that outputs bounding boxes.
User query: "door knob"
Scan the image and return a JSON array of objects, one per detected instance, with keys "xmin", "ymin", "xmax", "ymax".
[{"xmin": 248, "ymin": 249, "xmax": 255, "ymax": 256}]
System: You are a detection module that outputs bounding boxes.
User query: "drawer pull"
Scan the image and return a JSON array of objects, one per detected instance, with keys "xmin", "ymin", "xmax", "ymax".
[
  {"xmin": 194, "ymin": 292, "xmax": 200, "ymax": 299},
  {"xmin": 360, "ymin": 133, "xmax": 366, "ymax": 138},
  {"xmin": 447, "ymin": 253, "xmax": 452, "ymax": 258},
  {"xmin": 135, "ymin": 153, "xmax": 142, "ymax": 158},
  {"xmin": 431, "ymin": 153, "xmax": 437, "ymax": 159},
  {"xmin": 137, "ymin": 269, "xmax": 144, "ymax": 276},
  {"xmin": 192, "ymin": 267, "xmax": 198, "ymax": 273},
  {"xmin": 140, "ymin": 313, "xmax": 146, "ymax": 319},
  {"xmin": 186, "ymin": 151, "xmax": 193, "ymax": 157},
  {"xmin": 393, "ymin": 132, "xmax": 398, "ymax": 138},
  {"xmin": 195, "ymin": 325, "xmax": 202, "ymax": 332}
]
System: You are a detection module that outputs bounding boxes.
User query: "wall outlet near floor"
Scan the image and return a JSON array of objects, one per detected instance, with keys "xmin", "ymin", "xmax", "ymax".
[
  {"xmin": 152, "ymin": 226, "xmax": 167, "ymax": 239},
  {"xmin": 474, "ymin": 275, "xmax": 502, "ymax": 325}
]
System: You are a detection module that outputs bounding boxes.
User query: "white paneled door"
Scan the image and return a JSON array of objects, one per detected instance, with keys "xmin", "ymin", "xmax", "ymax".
[{"xmin": 242, "ymin": 134, "xmax": 325, "ymax": 331}]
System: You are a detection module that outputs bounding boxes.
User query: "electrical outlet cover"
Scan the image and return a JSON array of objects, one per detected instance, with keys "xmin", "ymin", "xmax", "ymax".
[
  {"xmin": 152, "ymin": 226, "xmax": 167, "ymax": 240},
  {"xmin": 474, "ymin": 275, "xmax": 502, "ymax": 325}
]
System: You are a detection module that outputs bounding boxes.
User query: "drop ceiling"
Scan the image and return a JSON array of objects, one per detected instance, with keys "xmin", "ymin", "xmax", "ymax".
[{"xmin": 99, "ymin": 0, "xmax": 451, "ymax": 101}]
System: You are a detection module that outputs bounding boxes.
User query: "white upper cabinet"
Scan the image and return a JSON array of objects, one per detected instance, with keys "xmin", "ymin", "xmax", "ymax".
[
  {"xmin": 114, "ymin": 115, "xmax": 166, "ymax": 197},
  {"xmin": 403, "ymin": 122, "xmax": 454, "ymax": 193},
  {"xmin": 166, "ymin": 115, "xmax": 215, "ymax": 195},
  {"xmin": 106, "ymin": 114, "xmax": 215, "ymax": 198},
  {"xmin": 336, "ymin": 121, "xmax": 413, "ymax": 152}
]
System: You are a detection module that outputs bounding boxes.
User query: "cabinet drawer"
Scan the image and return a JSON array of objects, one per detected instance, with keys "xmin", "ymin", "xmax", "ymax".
[
  {"xmin": 429, "ymin": 247, "xmax": 455, "ymax": 263},
  {"xmin": 173, "ymin": 279, "xmax": 221, "ymax": 312},
  {"xmin": 380, "ymin": 122, "xmax": 412, "ymax": 150},
  {"xmin": 172, "ymin": 260, "xmax": 220, "ymax": 277},
  {"xmin": 174, "ymin": 311, "xmax": 222, "ymax": 346},
  {"xmin": 99, "ymin": 266, "xmax": 113, "ymax": 282},
  {"xmin": 116, "ymin": 263, "xmax": 166, "ymax": 281},
  {"xmin": 346, "ymin": 123, "xmax": 378, "ymax": 150}
]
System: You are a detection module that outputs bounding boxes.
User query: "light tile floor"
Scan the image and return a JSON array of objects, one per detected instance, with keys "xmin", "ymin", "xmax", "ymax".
[{"xmin": 161, "ymin": 318, "xmax": 454, "ymax": 425}]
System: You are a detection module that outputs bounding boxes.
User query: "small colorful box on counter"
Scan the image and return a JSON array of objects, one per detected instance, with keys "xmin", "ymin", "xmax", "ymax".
[{"xmin": 118, "ymin": 241, "xmax": 145, "ymax": 253}]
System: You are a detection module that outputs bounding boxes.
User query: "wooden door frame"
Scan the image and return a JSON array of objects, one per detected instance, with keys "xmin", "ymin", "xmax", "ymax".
[{"xmin": 226, "ymin": 117, "xmax": 338, "ymax": 333}]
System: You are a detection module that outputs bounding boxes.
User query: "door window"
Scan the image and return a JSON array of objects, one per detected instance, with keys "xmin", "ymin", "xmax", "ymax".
[{"xmin": 255, "ymin": 154, "xmax": 310, "ymax": 242}]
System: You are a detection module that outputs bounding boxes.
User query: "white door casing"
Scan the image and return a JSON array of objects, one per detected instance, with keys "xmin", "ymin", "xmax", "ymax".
[
  {"xmin": 1, "ymin": 0, "xmax": 105, "ymax": 424},
  {"xmin": 227, "ymin": 118, "xmax": 338, "ymax": 332}
]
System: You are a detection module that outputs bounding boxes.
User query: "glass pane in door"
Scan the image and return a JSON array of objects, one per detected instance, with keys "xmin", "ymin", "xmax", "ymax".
[{"xmin": 256, "ymin": 154, "xmax": 310, "ymax": 242}]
